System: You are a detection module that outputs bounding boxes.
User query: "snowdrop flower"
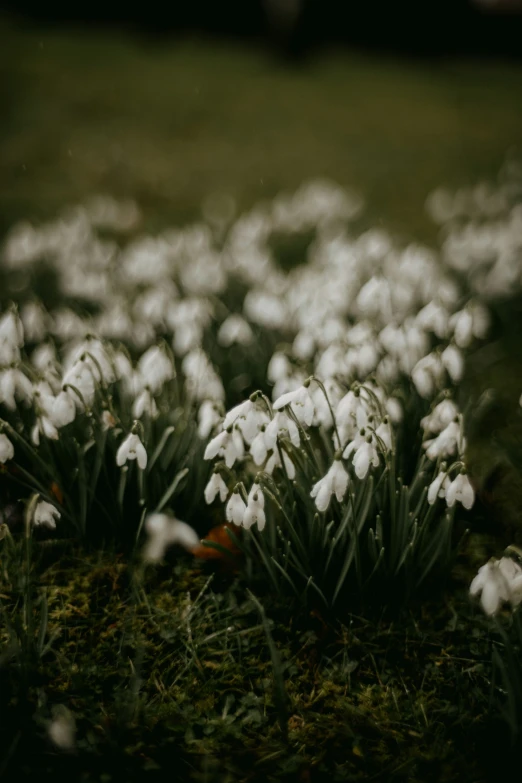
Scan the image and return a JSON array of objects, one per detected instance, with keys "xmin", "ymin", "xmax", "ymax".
[
  {"xmin": 223, "ymin": 399, "xmax": 268, "ymax": 444},
  {"xmin": 356, "ymin": 276, "xmax": 391, "ymax": 321},
  {"xmin": 399, "ymin": 324, "xmax": 431, "ymax": 374},
  {"xmin": 379, "ymin": 323, "xmax": 407, "ymax": 356},
  {"xmin": 0, "ymin": 310, "xmax": 24, "ymax": 347},
  {"xmin": 374, "ymin": 419, "xmax": 393, "ymax": 452},
  {"xmin": 411, "ymin": 353, "xmax": 445, "ymax": 399},
  {"xmin": 250, "ymin": 428, "xmax": 269, "ymax": 466},
  {"xmin": 47, "ymin": 390, "xmax": 76, "ymax": 428},
  {"xmin": 136, "ymin": 345, "xmax": 174, "ymax": 394},
  {"xmin": 133, "ymin": 284, "xmax": 177, "ymax": 327},
  {"xmin": 336, "ymin": 391, "xmax": 366, "ymax": 441},
  {"xmin": 273, "ymin": 383, "xmax": 314, "ymax": 427},
  {"xmin": 32, "ymin": 414, "xmax": 59, "ymax": 444},
  {"xmin": 350, "ymin": 437, "xmax": 380, "ymax": 480},
  {"xmin": 243, "ymin": 483, "xmax": 266, "ymax": 531},
  {"xmin": 445, "ymin": 472, "xmax": 475, "ymax": 509},
  {"xmin": 116, "ymin": 432, "xmax": 147, "ymax": 470},
  {"xmin": 292, "ymin": 330, "xmax": 316, "ymax": 361},
  {"xmin": 182, "ymin": 349, "xmax": 225, "ymax": 403},
  {"xmin": 101, "ymin": 410, "xmax": 116, "ymax": 430},
  {"xmin": 31, "ymin": 343, "xmax": 58, "ymax": 374},
  {"xmin": 204, "ymin": 427, "xmax": 244, "ymax": 469},
  {"xmin": 265, "ymin": 448, "xmax": 296, "ymax": 479},
  {"xmin": 450, "ymin": 304, "xmax": 489, "ymax": 348},
  {"xmin": 423, "ymin": 419, "xmax": 462, "ymax": 461},
  {"xmin": 143, "ymin": 513, "xmax": 199, "ymax": 562},
  {"xmin": 347, "ymin": 343, "xmax": 380, "ymax": 378},
  {"xmin": 226, "ymin": 488, "xmax": 247, "ymax": 526},
  {"xmin": 198, "ymin": 400, "xmax": 222, "ymax": 439},
  {"xmin": 132, "ymin": 387, "xmax": 158, "ymax": 419},
  {"xmin": 427, "ymin": 469, "xmax": 451, "ymax": 505},
  {"xmin": 441, "ymin": 344, "xmax": 464, "ymax": 384},
  {"xmin": 204, "ymin": 472, "xmax": 229, "ymax": 504},
  {"xmin": 62, "ymin": 359, "xmax": 96, "ymax": 409},
  {"xmin": 271, "ymin": 371, "xmax": 307, "ymax": 405},
  {"xmin": 311, "ymin": 379, "xmax": 342, "ymax": 430},
  {"xmin": 48, "ymin": 706, "xmax": 76, "ymax": 750},
  {"xmin": 267, "ymin": 352, "xmax": 291, "ymax": 384},
  {"xmin": 421, "ymin": 399, "xmax": 459, "ymax": 434},
  {"xmin": 415, "ymin": 300, "xmax": 449, "ymax": 338},
  {"xmin": 0, "ymin": 310, "xmax": 24, "ymax": 365},
  {"xmin": 113, "ymin": 350, "xmax": 134, "ymax": 386},
  {"xmin": 172, "ymin": 321, "xmax": 204, "ymax": 356},
  {"xmin": 52, "ymin": 309, "xmax": 87, "ymax": 342},
  {"xmin": 21, "ymin": 301, "xmax": 48, "ymax": 343},
  {"xmin": 310, "ymin": 458, "xmax": 349, "ymax": 512},
  {"xmin": 34, "ymin": 500, "xmax": 60, "ymax": 530},
  {"xmin": 0, "ymin": 368, "xmax": 33, "ymax": 410},
  {"xmin": 264, "ymin": 411, "xmax": 300, "ymax": 450},
  {"xmin": 315, "ymin": 343, "xmax": 347, "ymax": 381},
  {"xmin": 470, "ymin": 557, "xmax": 522, "ymax": 615},
  {"xmin": 66, "ymin": 337, "xmax": 115, "ymax": 385},
  {"xmin": 244, "ymin": 290, "xmax": 288, "ymax": 330},
  {"xmin": 0, "ymin": 432, "xmax": 14, "ymax": 463},
  {"xmin": 218, "ymin": 314, "xmax": 253, "ymax": 347},
  {"xmin": 385, "ymin": 397, "xmax": 403, "ymax": 424}
]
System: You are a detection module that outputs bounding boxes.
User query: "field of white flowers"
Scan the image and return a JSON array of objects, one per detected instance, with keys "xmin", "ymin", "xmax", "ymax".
[{"xmin": 2, "ymin": 156, "xmax": 522, "ymax": 781}]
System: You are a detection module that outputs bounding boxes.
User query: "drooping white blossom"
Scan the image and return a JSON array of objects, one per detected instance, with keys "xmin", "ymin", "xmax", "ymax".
[
  {"xmin": 116, "ymin": 432, "xmax": 147, "ymax": 470},
  {"xmin": 243, "ymin": 483, "xmax": 266, "ymax": 531},
  {"xmin": 204, "ymin": 428, "xmax": 244, "ymax": 469},
  {"xmin": 132, "ymin": 387, "xmax": 159, "ymax": 419},
  {"xmin": 0, "ymin": 368, "xmax": 33, "ymax": 410},
  {"xmin": 310, "ymin": 459, "xmax": 350, "ymax": 512},
  {"xmin": 273, "ymin": 384, "xmax": 315, "ymax": 427},
  {"xmin": 265, "ymin": 448, "xmax": 296, "ymax": 479},
  {"xmin": 34, "ymin": 500, "xmax": 61, "ymax": 529},
  {"xmin": 427, "ymin": 470, "xmax": 451, "ymax": 505},
  {"xmin": 143, "ymin": 513, "xmax": 199, "ymax": 562},
  {"xmin": 204, "ymin": 472, "xmax": 229, "ymax": 504},
  {"xmin": 470, "ymin": 557, "xmax": 522, "ymax": 615},
  {"xmin": 218, "ymin": 314, "xmax": 253, "ymax": 347},
  {"xmin": 421, "ymin": 399, "xmax": 459, "ymax": 434},
  {"xmin": 198, "ymin": 400, "xmax": 222, "ymax": 439},
  {"xmin": 226, "ymin": 490, "xmax": 247, "ymax": 526},
  {"xmin": 423, "ymin": 419, "xmax": 463, "ymax": 461},
  {"xmin": 445, "ymin": 472, "xmax": 475, "ymax": 510}
]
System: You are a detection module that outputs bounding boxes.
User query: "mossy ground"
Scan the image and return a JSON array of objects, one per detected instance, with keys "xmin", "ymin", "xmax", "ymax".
[{"xmin": 0, "ymin": 535, "xmax": 519, "ymax": 783}]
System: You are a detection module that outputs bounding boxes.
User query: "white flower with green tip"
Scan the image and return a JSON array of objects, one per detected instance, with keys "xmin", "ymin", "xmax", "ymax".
[
  {"xmin": 445, "ymin": 472, "xmax": 474, "ymax": 510},
  {"xmin": 311, "ymin": 459, "xmax": 349, "ymax": 512},
  {"xmin": 243, "ymin": 484, "xmax": 266, "ymax": 531},
  {"xmin": 226, "ymin": 490, "xmax": 247, "ymax": 526},
  {"xmin": 204, "ymin": 473, "xmax": 229, "ymax": 504},
  {"xmin": 116, "ymin": 432, "xmax": 147, "ymax": 470}
]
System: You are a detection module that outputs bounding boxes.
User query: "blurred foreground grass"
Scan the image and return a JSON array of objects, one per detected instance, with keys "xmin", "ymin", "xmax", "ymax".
[{"xmin": 1, "ymin": 16, "xmax": 522, "ymax": 239}]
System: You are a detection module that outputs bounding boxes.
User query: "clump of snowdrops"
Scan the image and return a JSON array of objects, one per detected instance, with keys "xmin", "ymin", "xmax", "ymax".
[
  {"xmin": 0, "ymin": 307, "xmax": 214, "ymax": 546},
  {"xmin": 2, "ymin": 168, "xmax": 522, "ymax": 610}
]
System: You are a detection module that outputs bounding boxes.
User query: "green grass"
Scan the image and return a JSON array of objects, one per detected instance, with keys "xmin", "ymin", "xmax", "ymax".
[
  {"xmin": 0, "ymin": 542, "xmax": 513, "ymax": 782},
  {"xmin": 1, "ymin": 16, "xmax": 522, "ymax": 240}
]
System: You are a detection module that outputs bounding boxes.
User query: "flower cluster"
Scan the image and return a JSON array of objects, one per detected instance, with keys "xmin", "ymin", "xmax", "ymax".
[{"xmin": 2, "ymin": 165, "xmax": 521, "ymax": 601}]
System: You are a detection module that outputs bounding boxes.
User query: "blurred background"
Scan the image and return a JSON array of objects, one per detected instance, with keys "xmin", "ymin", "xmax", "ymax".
[{"xmin": 1, "ymin": 0, "xmax": 522, "ymax": 241}]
